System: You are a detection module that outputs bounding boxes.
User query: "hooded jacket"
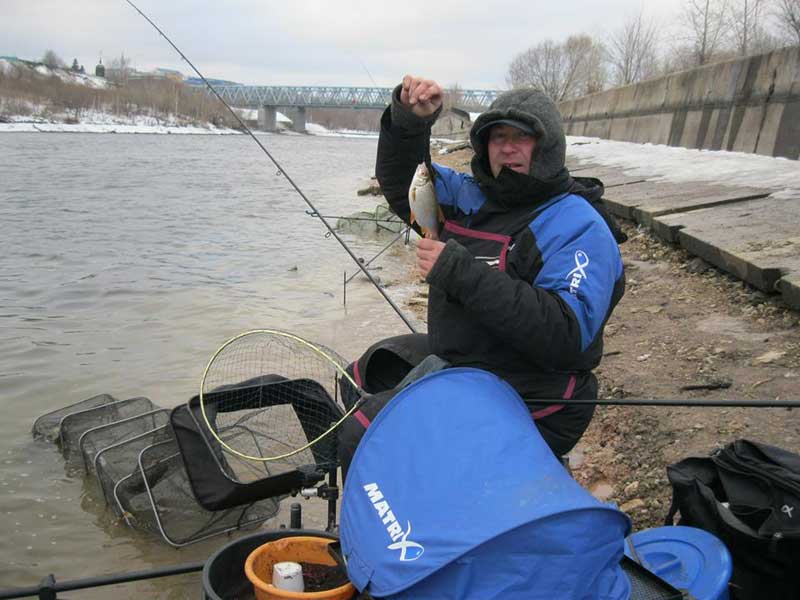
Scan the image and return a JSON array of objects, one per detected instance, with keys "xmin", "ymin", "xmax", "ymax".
[{"xmin": 375, "ymin": 86, "xmax": 625, "ymax": 407}]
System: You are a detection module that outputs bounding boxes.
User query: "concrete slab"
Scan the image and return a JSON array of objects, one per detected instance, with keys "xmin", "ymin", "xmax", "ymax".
[
  {"xmin": 602, "ymin": 180, "xmax": 769, "ymax": 227},
  {"xmin": 565, "ymin": 163, "xmax": 648, "ymax": 189},
  {"xmin": 652, "ymin": 193, "xmax": 800, "ymax": 307}
]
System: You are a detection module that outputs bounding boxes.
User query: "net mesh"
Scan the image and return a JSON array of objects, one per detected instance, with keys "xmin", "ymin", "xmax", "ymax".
[
  {"xmin": 200, "ymin": 331, "xmax": 349, "ymax": 468},
  {"xmin": 30, "ymin": 330, "xmax": 348, "ymax": 546},
  {"xmin": 116, "ymin": 438, "xmax": 280, "ymax": 546},
  {"xmin": 80, "ymin": 409, "xmax": 170, "ymax": 474},
  {"xmin": 32, "ymin": 393, "xmax": 118, "ymax": 441},
  {"xmin": 59, "ymin": 397, "xmax": 158, "ymax": 468},
  {"xmin": 621, "ymin": 557, "xmax": 683, "ymax": 600},
  {"xmin": 94, "ymin": 424, "xmax": 173, "ymax": 505}
]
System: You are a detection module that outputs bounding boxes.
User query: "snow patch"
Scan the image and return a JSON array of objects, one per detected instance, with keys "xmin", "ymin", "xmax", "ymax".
[
  {"xmin": 567, "ymin": 136, "xmax": 800, "ymax": 198},
  {"xmin": 0, "ymin": 59, "xmax": 16, "ymax": 75},
  {"xmin": 0, "ymin": 122, "xmax": 240, "ymax": 134}
]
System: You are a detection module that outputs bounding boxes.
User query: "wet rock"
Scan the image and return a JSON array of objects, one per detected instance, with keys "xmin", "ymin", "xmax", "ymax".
[
  {"xmin": 620, "ymin": 499, "xmax": 646, "ymax": 512},
  {"xmin": 686, "ymin": 257, "xmax": 710, "ymax": 274},
  {"xmin": 357, "ymin": 179, "xmax": 382, "ymax": 196},
  {"xmin": 590, "ymin": 482, "xmax": 615, "ymax": 501},
  {"xmin": 753, "ymin": 350, "xmax": 786, "ymax": 365}
]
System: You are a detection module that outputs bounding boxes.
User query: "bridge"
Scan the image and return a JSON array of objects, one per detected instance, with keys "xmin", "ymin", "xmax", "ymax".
[{"xmin": 201, "ymin": 84, "xmax": 500, "ymax": 132}]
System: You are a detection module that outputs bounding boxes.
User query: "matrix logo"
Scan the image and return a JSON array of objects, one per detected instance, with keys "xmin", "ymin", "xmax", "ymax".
[
  {"xmin": 363, "ymin": 482, "xmax": 424, "ymax": 562},
  {"xmin": 567, "ymin": 250, "xmax": 589, "ymax": 295}
]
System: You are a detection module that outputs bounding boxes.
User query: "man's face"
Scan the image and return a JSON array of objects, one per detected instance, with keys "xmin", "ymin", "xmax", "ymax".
[{"xmin": 487, "ymin": 124, "xmax": 537, "ymax": 178}]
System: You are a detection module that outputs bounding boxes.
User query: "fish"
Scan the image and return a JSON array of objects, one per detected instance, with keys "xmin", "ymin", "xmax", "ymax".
[{"xmin": 408, "ymin": 162, "xmax": 444, "ymax": 239}]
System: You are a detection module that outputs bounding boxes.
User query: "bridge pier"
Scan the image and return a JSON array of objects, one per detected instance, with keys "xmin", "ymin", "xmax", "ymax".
[
  {"xmin": 283, "ymin": 107, "xmax": 307, "ymax": 133},
  {"xmin": 258, "ymin": 106, "xmax": 277, "ymax": 132},
  {"xmin": 257, "ymin": 106, "xmax": 307, "ymax": 133}
]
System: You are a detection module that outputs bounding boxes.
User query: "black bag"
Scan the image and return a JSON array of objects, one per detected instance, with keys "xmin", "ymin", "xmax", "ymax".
[
  {"xmin": 336, "ymin": 334, "xmax": 444, "ymax": 479},
  {"xmin": 665, "ymin": 439, "xmax": 800, "ymax": 600}
]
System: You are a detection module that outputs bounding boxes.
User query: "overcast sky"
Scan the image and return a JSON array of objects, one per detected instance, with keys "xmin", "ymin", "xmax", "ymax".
[{"xmin": 3, "ymin": 0, "xmax": 688, "ymax": 89}]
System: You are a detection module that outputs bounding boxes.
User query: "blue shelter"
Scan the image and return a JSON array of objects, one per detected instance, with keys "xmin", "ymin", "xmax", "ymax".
[{"xmin": 340, "ymin": 368, "xmax": 632, "ymax": 599}]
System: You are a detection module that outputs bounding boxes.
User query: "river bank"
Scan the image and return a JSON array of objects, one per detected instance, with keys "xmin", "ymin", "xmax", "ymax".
[{"xmin": 390, "ymin": 145, "xmax": 800, "ymax": 531}]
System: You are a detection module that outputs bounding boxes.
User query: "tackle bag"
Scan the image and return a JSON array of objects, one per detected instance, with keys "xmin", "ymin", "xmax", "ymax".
[{"xmin": 664, "ymin": 439, "xmax": 800, "ymax": 600}]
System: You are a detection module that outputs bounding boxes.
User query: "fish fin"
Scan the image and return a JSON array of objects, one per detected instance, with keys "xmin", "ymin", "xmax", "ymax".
[
  {"xmin": 410, "ymin": 210, "xmax": 417, "ymax": 225},
  {"xmin": 420, "ymin": 226, "xmax": 431, "ymax": 238},
  {"xmin": 437, "ymin": 206, "xmax": 445, "ymax": 223}
]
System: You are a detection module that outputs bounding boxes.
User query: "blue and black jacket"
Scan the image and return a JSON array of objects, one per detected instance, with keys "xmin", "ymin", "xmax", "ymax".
[{"xmin": 375, "ymin": 86, "xmax": 626, "ymax": 418}]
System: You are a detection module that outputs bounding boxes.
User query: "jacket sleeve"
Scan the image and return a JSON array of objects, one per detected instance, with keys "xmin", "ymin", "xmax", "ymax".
[
  {"xmin": 375, "ymin": 84, "xmax": 442, "ymax": 233},
  {"xmin": 426, "ymin": 217, "xmax": 623, "ymax": 370}
]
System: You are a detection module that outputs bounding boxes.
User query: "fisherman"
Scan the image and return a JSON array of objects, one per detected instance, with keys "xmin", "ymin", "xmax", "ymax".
[{"xmin": 343, "ymin": 75, "xmax": 626, "ymax": 461}]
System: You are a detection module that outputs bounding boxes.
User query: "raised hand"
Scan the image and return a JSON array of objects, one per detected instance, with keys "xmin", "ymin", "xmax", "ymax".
[
  {"xmin": 416, "ymin": 238, "xmax": 446, "ymax": 278},
  {"xmin": 400, "ymin": 75, "xmax": 443, "ymax": 118}
]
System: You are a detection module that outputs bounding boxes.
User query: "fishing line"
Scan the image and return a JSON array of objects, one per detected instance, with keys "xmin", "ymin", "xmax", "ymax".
[{"xmin": 124, "ymin": 0, "xmax": 417, "ymax": 334}]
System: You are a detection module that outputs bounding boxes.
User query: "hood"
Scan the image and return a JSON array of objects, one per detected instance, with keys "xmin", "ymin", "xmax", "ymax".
[{"xmin": 470, "ymin": 88, "xmax": 566, "ymax": 181}]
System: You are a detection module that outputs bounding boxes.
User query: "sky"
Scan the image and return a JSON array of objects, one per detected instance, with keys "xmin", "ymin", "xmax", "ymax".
[{"xmin": 2, "ymin": 0, "xmax": 688, "ymax": 90}]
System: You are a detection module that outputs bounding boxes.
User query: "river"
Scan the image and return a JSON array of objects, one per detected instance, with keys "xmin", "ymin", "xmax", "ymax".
[{"xmin": 0, "ymin": 132, "xmax": 422, "ymax": 597}]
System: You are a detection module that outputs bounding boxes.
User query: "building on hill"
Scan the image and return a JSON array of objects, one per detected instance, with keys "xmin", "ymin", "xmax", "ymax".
[
  {"xmin": 95, "ymin": 59, "xmax": 105, "ymax": 78},
  {"xmin": 152, "ymin": 67, "xmax": 184, "ymax": 81}
]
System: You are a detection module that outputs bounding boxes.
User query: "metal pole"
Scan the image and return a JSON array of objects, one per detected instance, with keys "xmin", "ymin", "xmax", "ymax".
[
  {"xmin": 0, "ymin": 563, "xmax": 205, "ymax": 600},
  {"xmin": 345, "ymin": 227, "xmax": 410, "ymax": 285}
]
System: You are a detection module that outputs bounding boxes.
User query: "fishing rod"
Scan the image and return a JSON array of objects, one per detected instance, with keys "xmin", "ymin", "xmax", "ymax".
[
  {"xmin": 345, "ymin": 226, "xmax": 410, "ymax": 285},
  {"xmin": 551, "ymin": 398, "xmax": 800, "ymax": 408},
  {"xmin": 124, "ymin": 0, "xmax": 417, "ymax": 334}
]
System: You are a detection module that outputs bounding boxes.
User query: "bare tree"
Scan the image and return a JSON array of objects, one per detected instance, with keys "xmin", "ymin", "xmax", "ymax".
[
  {"xmin": 443, "ymin": 82, "xmax": 463, "ymax": 112},
  {"xmin": 506, "ymin": 35, "xmax": 606, "ymax": 101},
  {"xmin": 41, "ymin": 49, "xmax": 65, "ymax": 69},
  {"xmin": 581, "ymin": 40, "xmax": 608, "ymax": 94},
  {"xmin": 660, "ymin": 44, "xmax": 700, "ymax": 74},
  {"xmin": 728, "ymin": 0, "xmax": 781, "ymax": 54},
  {"xmin": 775, "ymin": 0, "xmax": 800, "ymax": 44},
  {"xmin": 608, "ymin": 11, "xmax": 661, "ymax": 85},
  {"xmin": 682, "ymin": 0, "xmax": 731, "ymax": 65},
  {"xmin": 108, "ymin": 52, "xmax": 133, "ymax": 85}
]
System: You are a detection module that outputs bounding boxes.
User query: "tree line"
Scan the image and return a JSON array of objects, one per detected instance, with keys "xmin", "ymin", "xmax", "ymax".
[
  {"xmin": 0, "ymin": 50, "xmax": 239, "ymax": 128},
  {"xmin": 507, "ymin": 0, "xmax": 800, "ymax": 101}
]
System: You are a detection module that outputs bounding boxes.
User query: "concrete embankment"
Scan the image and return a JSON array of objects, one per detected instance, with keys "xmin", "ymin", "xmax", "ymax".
[
  {"xmin": 565, "ymin": 154, "xmax": 800, "ymax": 310},
  {"xmin": 559, "ymin": 46, "xmax": 800, "ymax": 160}
]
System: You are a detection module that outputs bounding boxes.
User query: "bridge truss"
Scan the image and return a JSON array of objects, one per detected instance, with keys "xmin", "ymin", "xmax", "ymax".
[{"xmin": 205, "ymin": 85, "xmax": 500, "ymax": 111}]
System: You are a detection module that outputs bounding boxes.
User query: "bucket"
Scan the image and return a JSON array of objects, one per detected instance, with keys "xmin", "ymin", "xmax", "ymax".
[
  {"xmin": 245, "ymin": 535, "xmax": 355, "ymax": 600},
  {"xmin": 625, "ymin": 525, "xmax": 732, "ymax": 600},
  {"xmin": 202, "ymin": 530, "xmax": 354, "ymax": 600}
]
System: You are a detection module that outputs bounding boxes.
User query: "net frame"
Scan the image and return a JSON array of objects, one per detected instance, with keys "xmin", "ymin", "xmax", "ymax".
[
  {"xmin": 94, "ymin": 424, "xmax": 174, "ymax": 505},
  {"xmin": 59, "ymin": 396, "xmax": 158, "ymax": 463},
  {"xmin": 112, "ymin": 438, "xmax": 280, "ymax": 547},
  {"xmin": 188, "ymin": 378, "xmax": 342, "ymax": 488},
  {"xmin": 32, "ymin": 393, "xmax": 118, "ymax": 441},
  {"xmin": 79, "ymin": 409, "xmax": 170, "ymax": 473},
  {"xmin": 199, "ymin": 329, "xmax": 364, "ymax": 463}
]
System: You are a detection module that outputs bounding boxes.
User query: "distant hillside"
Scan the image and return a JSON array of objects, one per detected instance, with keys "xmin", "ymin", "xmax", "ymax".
[{"xmin": 0, "ymin": 57, "xmax": 239, "ymax": 130}]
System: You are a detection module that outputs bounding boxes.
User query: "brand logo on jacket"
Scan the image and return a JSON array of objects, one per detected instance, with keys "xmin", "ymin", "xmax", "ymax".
[
  {"xmin": 567, "ymin": 250, "xmax": 589, "ymax": 295},
  {"xmin": 475, "ymin": 254, "xmax": 501, "ymax": 268},
  {"xmin": 363, "ymin": 482, "xmax": 425, "ymax": 561}
]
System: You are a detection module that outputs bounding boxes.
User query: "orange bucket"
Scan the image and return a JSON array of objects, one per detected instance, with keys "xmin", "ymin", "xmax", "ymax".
[{"xmin": 244, "ymin": 535, "xmax": 356, "ymax": 600}]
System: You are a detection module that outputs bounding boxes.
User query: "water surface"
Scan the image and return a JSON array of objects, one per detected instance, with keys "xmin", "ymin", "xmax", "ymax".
[{"xmin": 0, "ymin": 132, "xmax": 421, "ymax": 597}]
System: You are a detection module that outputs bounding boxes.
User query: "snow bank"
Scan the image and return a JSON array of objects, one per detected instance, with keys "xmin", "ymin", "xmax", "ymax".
[
  {"xmin": 0, "ymin": 122, "xmax": 240, "ymax": 134},
  {"xmin": 567, "ymin": 136, "xmax": 800, "ymax": 197}
]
